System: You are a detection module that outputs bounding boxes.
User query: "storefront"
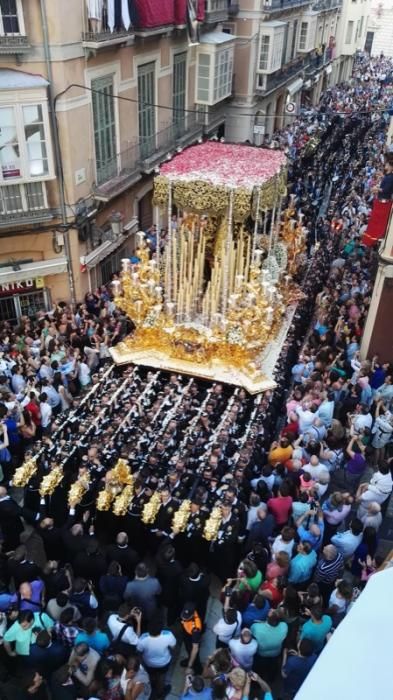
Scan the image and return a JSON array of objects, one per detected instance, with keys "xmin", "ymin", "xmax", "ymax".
[{"xmin": 0, "ymin": 257, "xmax": 68, "ymax": 323}]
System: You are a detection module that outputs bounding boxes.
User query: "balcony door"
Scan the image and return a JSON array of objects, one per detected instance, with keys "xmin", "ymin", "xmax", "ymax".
[
  {"xmin": 173, "ymin": 52, "xmax": 187, "ymax": 138},
  {"xmin": 91, "ymin": 75, "xmax": 117, "ymax": 185},
  {"xmin": 138, "ymin": 62, "xmax": 156, "ymax": 159}
]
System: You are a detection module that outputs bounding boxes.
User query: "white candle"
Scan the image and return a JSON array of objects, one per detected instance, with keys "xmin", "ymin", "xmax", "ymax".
[
  {"xmin": 132, "ymin": 272, "xmax": 139, "ymax": 282},
  {"xmin": 121, "ymin": 258, "xmax": 130, "ymax": 272},
  {"xmin": 112, "ymin": 280, "xmax": 121, "ymax": 294},
  {"xmin": 254, "ymin": 250, "xmax": 263, "ymax": 265},
  {"xmin": 285, "ymin": 275, "xmax": 291, "ymax": 287}
]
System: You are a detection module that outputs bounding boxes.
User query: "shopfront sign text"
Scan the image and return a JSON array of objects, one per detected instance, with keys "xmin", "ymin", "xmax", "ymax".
[{"xmin": 0, "ymin": 279, "xmax": 39, "ymax": 297}]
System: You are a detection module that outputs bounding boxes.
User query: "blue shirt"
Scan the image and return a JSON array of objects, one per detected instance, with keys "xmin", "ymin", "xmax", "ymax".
[
  {"xmin": 75, "ymin": 630, "xmax": 110, "ymax": 654},
  {"xmin": 242, "ymin": 599, "xmax": 270, "ymax": 627},
  {"xmin": 300, "ymin": 615, "xmax": 332, "ymax": 652},
  {"xmin": 331, "ymin": 530, "xmax": 363, "ymax": 559},
  {"xmin": 288, "ymin": 550, "xmax": 317, "ymax": 584},
  {"xmin": 283, "ymin": 653, "xmax": 317, "ymax": 695},
  {"xmin": 297, "ymin": 523, "xmax": 324, "ymax": 551}
]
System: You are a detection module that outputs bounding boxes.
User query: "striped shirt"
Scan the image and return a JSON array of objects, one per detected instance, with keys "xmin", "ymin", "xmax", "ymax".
[{"xmin": 314, "ymin": 553, "xmax": 344, "ymax": 584}]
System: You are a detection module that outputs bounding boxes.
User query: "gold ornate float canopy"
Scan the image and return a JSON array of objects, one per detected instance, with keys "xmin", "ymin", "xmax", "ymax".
[
  {"xmin": 153, "ymin": 142, "xmax": 287, "ymax": 219},
  {"xmin": 110, "ymin": 143, "xmax": 305, "ymax": 394}
]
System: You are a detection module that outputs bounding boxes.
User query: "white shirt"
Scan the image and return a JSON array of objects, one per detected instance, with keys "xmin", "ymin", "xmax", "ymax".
[
  {"xmin": 40, "ymin": 402, "xmax": 52, "ymax": 428},
  {"xmin": 137, "ymin": 631, "xmax": 176, "ymax": 668},
  {"xmin": 353, "ymin": 413, "xmax": 373, "ymax": 432},
  {"xmin": 213, "ymin": 611, "xmax": 242, "ymax": 643},
  {"xmin": 107, "ymin": 614, "xmax": 139, "ymax": 647},
  {"xmin": 120, "ymin": 667, "xmax": 151, "ymax": 700},
  {"xmin": 272, "ymin": 536, "xmax": 295, "ymax": 559},
  {"xmin": 296, "ymin": 406, "xmax": 315, "ymax": 433},
  {"xmin": 229, "ymin": 637, "xmax": 258, "ymax": 670},
  {"xmin": 303, "ymin": 462, "xmax": 329, "ymax": 480}
]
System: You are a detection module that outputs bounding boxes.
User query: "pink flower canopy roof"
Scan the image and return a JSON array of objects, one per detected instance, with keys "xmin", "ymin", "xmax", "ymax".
[{"xmin": 160, "ymin": 141, "xmax": 286, "ymax": 191}]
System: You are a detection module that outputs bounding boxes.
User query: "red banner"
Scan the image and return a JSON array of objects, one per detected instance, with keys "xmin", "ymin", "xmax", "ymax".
[{"xmin": 362, "ymin": 199, "xmax": 392, "ymax": 247}]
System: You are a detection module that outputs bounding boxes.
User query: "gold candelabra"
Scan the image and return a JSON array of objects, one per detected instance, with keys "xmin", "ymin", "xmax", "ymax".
[
  {"xmin": 96, "ymin": 459, "xmax": 133, "ymax": 512},
  {"xmin": 171, "ymin": 499, "xmax": 191, "ymax": 534},
  {"xmin": 13, "ymin": 457, "xmax": 38, "ymax": 488},
  {"xmin": 203, "ymin": 506, "xmax": 223, "ymax": 542},
  {"xmin": 39, "ymin": 466, "xmax": 64, "ymax": 497},
  {"xmin": 142, "ymin": 492, "xmax": 161, "ymax": 524},
  {"xmin": 68, "ymin": 472, "xmax": 91, "ymax": 508}
]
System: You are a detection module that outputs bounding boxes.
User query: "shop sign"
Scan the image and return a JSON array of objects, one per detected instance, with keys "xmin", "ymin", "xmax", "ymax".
[{"xmin": 0, "ymin": 278, "xmax": 43, "ymax": 297}]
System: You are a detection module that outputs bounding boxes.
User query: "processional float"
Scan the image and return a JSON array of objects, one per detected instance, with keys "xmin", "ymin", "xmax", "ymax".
[{"xmin": 110, "ymin": 142, "xmax": 306, "ymax": 394}]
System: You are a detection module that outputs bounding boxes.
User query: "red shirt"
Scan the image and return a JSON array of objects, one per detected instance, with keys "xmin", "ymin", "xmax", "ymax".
[
  {"xmin": 267, "ymin": 496, "xmax": 293, "ymax": 525},
  {"xmin": 261, "ymin": 581, "xmax": 284, "ymax": 608},
  {"xmin": 26, "ymin": 401, "xmax": 41, "ymax": 427}
]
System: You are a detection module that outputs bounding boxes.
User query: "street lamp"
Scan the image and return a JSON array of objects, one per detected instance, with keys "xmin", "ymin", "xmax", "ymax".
[{"xmin": 109, "ymin": 211, "xmax": 124, "ymax": 237}]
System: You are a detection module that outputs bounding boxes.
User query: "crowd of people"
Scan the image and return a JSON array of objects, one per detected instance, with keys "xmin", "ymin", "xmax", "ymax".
[{"xmin": 0, "ymin": 54, "xmax": 392, "ymax": 700}]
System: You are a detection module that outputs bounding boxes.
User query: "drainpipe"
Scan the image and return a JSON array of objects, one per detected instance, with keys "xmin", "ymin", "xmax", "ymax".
[{"xmin": 39, "ymin": 0, "xmax": 76, "ymax": 305}]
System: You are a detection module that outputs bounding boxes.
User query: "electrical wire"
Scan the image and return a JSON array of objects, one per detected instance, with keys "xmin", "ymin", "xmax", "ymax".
[{"xmin": 54, "ymin": 81, "xmax": 393, "ymax": 122}]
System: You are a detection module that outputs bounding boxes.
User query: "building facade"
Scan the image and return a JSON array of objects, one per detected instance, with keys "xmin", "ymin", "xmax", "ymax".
[
  {"xmin": 0, "ymin": 0, "xmax": 238, "ymax": 318},
  {"xmin": 366, "ymin": 0, "xmax": 393, "ymax": 57},
  {"xmin": 222, "ymin": 0, "xmax": 370, "ymax": 143}
]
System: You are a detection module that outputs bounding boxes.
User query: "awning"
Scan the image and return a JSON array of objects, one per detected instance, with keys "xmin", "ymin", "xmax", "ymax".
[
  {"xmin": 0, "ymin": 68, "xmax": 49, "ymax": 91},
  {"xmin": 287, "ymin": 77, "xmax": 303, "ymax": 95},
  {"xmin": 85, "ymin": 228, "xmax": 138, "ymax": 271},
  {"xmin": 0, "ymin": 257, "xmax": 68, "ymax": 284}
]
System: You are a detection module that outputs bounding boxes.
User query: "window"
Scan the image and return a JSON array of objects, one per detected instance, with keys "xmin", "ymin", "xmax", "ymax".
[
  {"xmin": 195, "ymin": 40, "xmax": 234, "ymax": 105},
  {"xmin": 173, "ymin": 52, "xmax": 187, "ymax": 137},
  {"xmin": 197, "ymin": 53, "xmax": 210, "ymax": 102},
  {"xmin": 359, "ymin": 16, "xmax": 364, "ymax": 38},
  {"xmin": 23, "ymin": 105, "xmax": 48, "ymax": 177},
  {"xmin": 213, "ymin": 48, "xmax": 233, "ymax": 102},
  {"xmin": 138, "ymin": 62, "xmax": 156, "ymax": 159},
  {"xmin": 0, "ymin": 181, "xmax": 46, "ymax": 214},
  {"xmin": 91, "ymin": 75, "xmax": 117, "ymax": 185},
  {"xmin": 259, "ymin": 35, "xmax": 270, "ymax": 71},
  {"xmin": 299, "ymin": 22, "xmax": 308, "ymax": 51},
  {"xmin": 291, "ymin": 19, "xmax": 298, "ymax": 60},
  {"xmin": 282, "ymin": 23, "xmax": 289, "ymax": 65},
  {"xmin": 0, "ymin": 103, "xmax": 51, "ymax": 182},
  {"xmin": 0, "ymin": 0, "xmax": 24, "ymax": 35},
  {"xmin": 345, "ymin": 20, "xmax": 354, "ymax": 44}
]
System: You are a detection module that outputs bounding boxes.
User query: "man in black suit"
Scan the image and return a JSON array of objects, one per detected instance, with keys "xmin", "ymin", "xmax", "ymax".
[
  {"xmin": 0, "ymin": 486, "xmax": 24, "ymax": 551},
  {"xmin": 105, "ymin": 532, "xmax": 139, "ymax": 577},
  {"xmin": 7, "ymin": 545, "xmax": 42, "ymax": 587}
]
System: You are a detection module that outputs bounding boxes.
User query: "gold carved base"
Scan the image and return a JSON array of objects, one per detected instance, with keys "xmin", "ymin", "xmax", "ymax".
[{"xmin": 109, "ymin": 343, "xmax": 276, "ymax": 394}]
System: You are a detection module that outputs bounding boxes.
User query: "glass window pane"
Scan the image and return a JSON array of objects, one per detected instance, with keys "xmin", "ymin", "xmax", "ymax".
[
  {"xmin": 0, "ymin": 106, "xmax": 21, "ymax": 178},
  {"xmin": 0, "ymin": 0, "xmax": 20, "ymax": 34},
  {"xmin": 91, "ymin": 76, "xmax": 117, "ymax": 184}
]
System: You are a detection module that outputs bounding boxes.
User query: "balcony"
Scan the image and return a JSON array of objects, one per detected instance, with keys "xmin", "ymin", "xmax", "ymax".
[
  {"xmin": 92, "ymin": 142, "xmax": 142, "ymax": 202},
  {"xmin": 204, "ymin": 0, "xmax": 229, "ymax": 24},
  {"xmin": 304, "ymin": 47, "xmax": 335, "ymax": 75},
  {"xmin": 82, "ymin": 10, "xmax": 134, "ymax": 50},
  {"xmin": 0, "ymin": 183, "xmax": 54, "ymax": 228},
  {"xmin": 0, "ymin": 34, "xmax": 29, "ymax": 54},
  {"xmin": 196, "ymin": 101, "xmax": 228, "ymax": 134},
  {"xmin": 312, "ymin": 0, "xmax": 342, "ymax": 10},
  {"xmin": 256, "ymin": 55, "xmax": 306, "ymax": 94},
  {"xmin": 92, "ymin": 116, "xmax": 203, "ymax": 200},
  {"xmin": 262, "ymin": 0, "xmax": 313, "ymax": 12},
  {"xmin": 139, "ymin": 114, "xmax": 203, "ymax": 172}
]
